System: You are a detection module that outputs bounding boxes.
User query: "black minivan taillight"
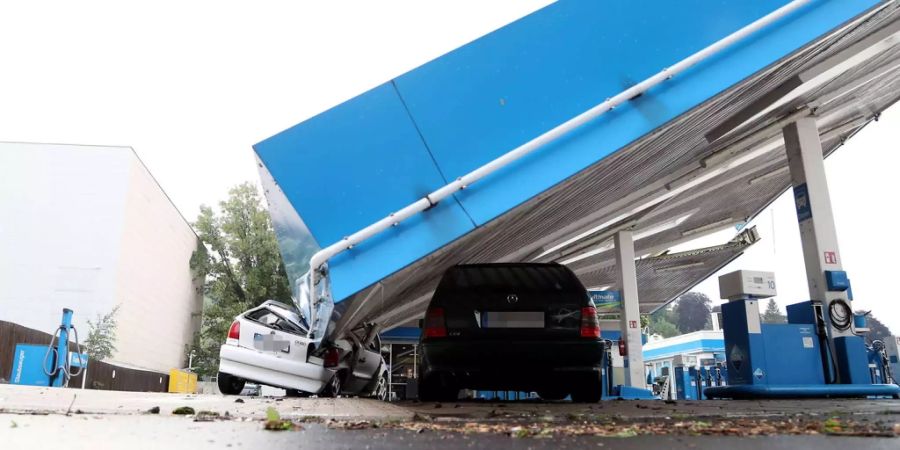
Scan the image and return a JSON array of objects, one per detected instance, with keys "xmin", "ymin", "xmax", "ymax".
[
  {"xmin": 423, "ymin": 307, "xmax": 447, "ymax": 338},
  {"xmin": 580, "ymin": 306, "xmax": 600, "ymax": 338}
]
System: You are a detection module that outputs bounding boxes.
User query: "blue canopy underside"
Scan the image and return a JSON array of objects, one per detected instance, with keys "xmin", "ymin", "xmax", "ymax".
[{"xmin": 254, "ymin": 0, "xmax": 879, "ymax": 302}]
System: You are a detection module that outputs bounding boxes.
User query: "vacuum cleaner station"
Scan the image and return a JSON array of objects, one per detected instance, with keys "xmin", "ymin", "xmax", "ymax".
[{"xmin": 6, "ymin": 0, "xmax": 900, "ymax": 402}]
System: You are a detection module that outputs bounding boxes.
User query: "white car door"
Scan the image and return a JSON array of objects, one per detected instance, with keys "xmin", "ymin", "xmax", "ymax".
[{"xmin": 353, "ymin": 329, "xmax": 382, "ymax": 380}]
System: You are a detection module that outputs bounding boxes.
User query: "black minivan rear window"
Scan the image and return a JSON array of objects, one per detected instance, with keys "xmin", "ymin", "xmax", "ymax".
[{"xmin": 439, "ymin": 264, "xmax": 584, "ymax": 294}]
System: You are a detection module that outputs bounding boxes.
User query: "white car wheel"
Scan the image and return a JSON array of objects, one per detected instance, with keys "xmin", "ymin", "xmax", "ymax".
[
  {"xmin": 326, "ymin": 372, "xmax": 342, "ymax": 398},
  {"xmin": 374, "ymin": 374, "xmax": 388, "ymax": 401}
]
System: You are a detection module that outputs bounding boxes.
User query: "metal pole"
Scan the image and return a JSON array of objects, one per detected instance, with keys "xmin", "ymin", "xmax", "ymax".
[
  {"xmin": 55, "ymin": 308, "xmax": 73, "ymax": 388},
  {"xmin": 388, "ymin": 343, "xmax": 393, "ymax": 401},
  {"xmin": 783, "ymin": 117, "xmax": 854, "ymax": 383},
  {"xmin": 615, "ymin": 231, "xmax": 645, "ymax": 388}
]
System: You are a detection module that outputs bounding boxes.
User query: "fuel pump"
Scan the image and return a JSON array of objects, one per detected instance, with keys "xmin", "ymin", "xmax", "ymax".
[
  {"xmin": 706, "ymin": 270, "xmax": 900, "ymax": 399},
  {"xmin": 602, "ymin": 339, "xmax": 615, "ymax": 397},
  {"xmin": 870, "ymin": 340, "xmax": 897, "ymax": 386}
]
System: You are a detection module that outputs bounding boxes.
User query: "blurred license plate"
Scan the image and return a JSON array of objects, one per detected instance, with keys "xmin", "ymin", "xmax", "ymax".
[
  {"xmin": 254, "ymin": 333, "xmax": 290, "ymax": 353},
  {"xmin": 482, "ymin": 311, "xmax": 544, "ymax": 328}
]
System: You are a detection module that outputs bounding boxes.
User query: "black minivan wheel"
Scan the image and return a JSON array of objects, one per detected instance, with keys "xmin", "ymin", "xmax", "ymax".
[
  {"xmin": 570, "ymin": 372, "xmax": 603, "ymax": 403},
  {"xmin": 537, "ymin": 389, "xmax": 568, "ymax": 401},
  {"xmin": 418, "ymin": 373, "xmax": 458, "ymax": 402}
]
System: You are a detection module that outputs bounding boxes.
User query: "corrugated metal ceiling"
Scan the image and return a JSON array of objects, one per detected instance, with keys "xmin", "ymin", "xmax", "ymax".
[{"xmin": 330, "ymin": 3, "xmax": 900, "ymax": 335}]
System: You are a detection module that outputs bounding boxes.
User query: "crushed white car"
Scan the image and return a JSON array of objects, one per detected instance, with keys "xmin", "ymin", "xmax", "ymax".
[{"xmin": 217, "ymin": 301, "xmax": 388, "ymax": 400}]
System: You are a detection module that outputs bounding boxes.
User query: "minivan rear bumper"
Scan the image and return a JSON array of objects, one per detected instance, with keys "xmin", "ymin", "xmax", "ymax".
[{"xmin": 421, "ymin": 339, "xmax": 605, "ymax": 390}]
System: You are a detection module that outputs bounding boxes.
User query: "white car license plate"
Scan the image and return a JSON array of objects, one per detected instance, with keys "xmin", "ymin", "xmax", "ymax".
[
  {"xmin": 481, "ymin": 311, "xmax": 544, "ymax": 328},
  {"xmin": 254, "ymin": 333, "xmax": 290, "ymax": 353}
]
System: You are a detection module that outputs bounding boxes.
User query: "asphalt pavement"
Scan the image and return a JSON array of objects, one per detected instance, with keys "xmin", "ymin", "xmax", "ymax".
[{"xmin": 1, "ymin": 385, "xmax": 897, "ymax": 449}]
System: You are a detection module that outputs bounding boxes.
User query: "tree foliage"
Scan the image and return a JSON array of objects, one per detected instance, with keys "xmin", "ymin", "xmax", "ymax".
[
  {"xmin": 188, "ymin": 183, "xmax": 292, "ymax": 376},
  {"xmin": 647, "ymin": 308, "xmax": 680, "ymax": 338},
  {"xmin": 673, "ymin": 292, "xmax": 712, "ymax": 333},
  {"xmin": 84, "ymin": 305, "xmax": 121, "ymax": 361},
  {"xmin": 762, "ymin": 299, "xmax": 787, "ymax": 324},
  {"xmin": 856, "ymin": 310, "xmax": 894, "ymax": 343}
]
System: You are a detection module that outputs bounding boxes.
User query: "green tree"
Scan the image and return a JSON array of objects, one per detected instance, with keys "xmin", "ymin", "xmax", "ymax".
[
  {"xmin": 188, "ymin": 182, "xmax": 292, "ymax": 376},
  {"xmin": 647, "ymin": 307, "xmax": 680, "ymax": 338},
  {"xmin": 673, "ymin": 292, "xmax": 712, "ymax": 333},
  {"xmin": 856, "ymin": 310, "xmax": 894, "ymax": 343},
  {"xmin": 84, "ymin": 305, "xmax": 121, "ymax": 361},
  {"xmin": 762, "ymin": 299, "xmax": 787, "ymax": 324}
]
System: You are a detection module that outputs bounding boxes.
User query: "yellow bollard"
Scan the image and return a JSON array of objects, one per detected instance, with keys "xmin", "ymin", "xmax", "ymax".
[{"xmin": 168, "ymin": 369, "xmax": 198, "ymax": 393}]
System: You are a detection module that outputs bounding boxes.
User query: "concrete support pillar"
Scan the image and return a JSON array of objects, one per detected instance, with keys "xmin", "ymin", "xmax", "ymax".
[
  {"xmin": 614, "ymin": 230, "xmax": 645, "ymax": 388},
  {"xmin": 783, "ymin": 117, "xmax": 854, "ymax": 381}
]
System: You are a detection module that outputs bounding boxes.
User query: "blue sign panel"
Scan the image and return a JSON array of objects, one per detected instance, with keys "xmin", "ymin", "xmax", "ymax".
[
  {"xmin": 793, "ymin": 183, "xmax": 812, "ymax": 222},
  {"xmin": 588, "ymin": 290, "xmax": 622, "ymax": 315},
  {"xmin": 10, "ymin": 344, "xmax": 88, "ymax": 386},
  {"xmin": 10, "ymin": 344, "xmax": 54, "ymax": 386},
  {"xmin": 69, "ymin": 351, "xmax": 89, "ymax": 369}
]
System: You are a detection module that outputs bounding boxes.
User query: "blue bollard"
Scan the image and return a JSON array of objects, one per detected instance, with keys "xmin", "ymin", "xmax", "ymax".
[
  {"xmin": 45, "ymin": 308, "xmax": 84, "ymax": 387},
  {"xmin": 52, "ymin": 308, "xmax": 74, "ymax": 387}
]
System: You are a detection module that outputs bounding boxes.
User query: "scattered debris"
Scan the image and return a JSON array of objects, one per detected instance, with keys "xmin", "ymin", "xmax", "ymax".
[
  {"xmin": 10, "ymin": 421, "xmax": 17, "ymax": 428},
  {"xmin": 823, "ymin": 417, "xmax": 842, "ymax": 434},
  {"xmin": 327, "ymin": 419, "xmax": 376, "ymax": 430},
  {"xmin": 234, "ymin": 398, "xmax": 245, "ymax": 403},
  {"xmin": 172, "ymin": 406, "xmax": 196, "ymax": 415},
  {"xmin": 194, "ymin": 411, "xmax": 221, "ymax": 422},
  {"xmin": 365, "ymin": 414, "xmax": 900, "ymax": 439},
  {"xmin": 65, "ymin": 394, "xmax": 77, "ymax": 416},
  {"xmin": 146, "ymin": 406, "xmax": 160, "ymax": 414},
  {"xmin": 263, "ymin": 407, "xmax": 300, "ymax": 431}
]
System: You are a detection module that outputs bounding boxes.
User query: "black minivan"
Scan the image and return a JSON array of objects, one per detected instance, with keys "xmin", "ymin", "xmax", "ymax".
[{"xmin": 418, "ymin": 263, "xmax": 605, "ymax": 402}]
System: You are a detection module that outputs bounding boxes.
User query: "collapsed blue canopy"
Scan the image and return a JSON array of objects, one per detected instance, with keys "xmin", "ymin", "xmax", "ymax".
[{"xmin": 254, "ymin": 0, "xmax": 879, "ymax": 305}]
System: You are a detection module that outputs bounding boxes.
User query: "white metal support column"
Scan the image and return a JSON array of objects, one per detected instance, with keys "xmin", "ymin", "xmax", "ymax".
[
  {"xmin": 782, "ymin": 117, "xmax": 853, "ymax": 379},
  {"xmin": 614, "ymin": 230, "xmax": 645, "ymax": 388}
]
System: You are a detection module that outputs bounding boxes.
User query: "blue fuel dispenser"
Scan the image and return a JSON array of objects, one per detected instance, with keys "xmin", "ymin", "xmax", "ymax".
[
  {"xmin": 705, "ymin": 271, "xmax": 900, "ymax": 399},
  {"xmin": 673, "ymin": 365, "xmax": 699, "ymax": 400}
]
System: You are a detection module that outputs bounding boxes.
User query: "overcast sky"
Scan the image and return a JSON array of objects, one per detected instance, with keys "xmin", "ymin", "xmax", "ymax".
[{"xmin": 2, "ymin": 1, "xmax": 897, "ymax": 332}]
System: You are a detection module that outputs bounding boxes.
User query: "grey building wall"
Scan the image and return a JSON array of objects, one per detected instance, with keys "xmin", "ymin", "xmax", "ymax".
[{"xmin": 0, "ymin": 142, "xmax": 202, "ymax": 372}]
